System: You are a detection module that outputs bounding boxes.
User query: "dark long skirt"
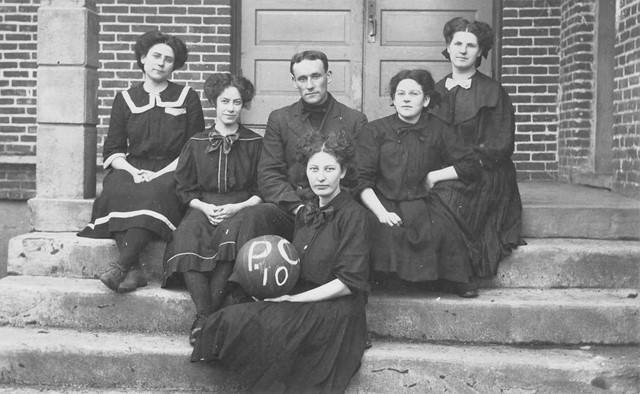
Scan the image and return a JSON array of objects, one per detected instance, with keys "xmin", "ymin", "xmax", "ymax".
[
  {"xmin": 163, "ymin": 200, "xmax": 293, "ymax": 287},
  {"xmin": 78, "ymin": 158, "xmax": 183, "ymax": 242},
  {"xmin": 430, "ymin": 160, "xmax": 525, "ymax": 277},
  {"xmin": 191, "ymin": 291, "xmax": 367, "ymax": 394},
  {"xmin": 370, "ymin": 194, "xmax": 473, "ymax": 283}
]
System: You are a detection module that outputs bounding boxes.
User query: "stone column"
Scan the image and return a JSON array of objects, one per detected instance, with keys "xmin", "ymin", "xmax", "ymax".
[{"xmin": 30, "ymin": 0, "xmax": 99, "ymax": 231}]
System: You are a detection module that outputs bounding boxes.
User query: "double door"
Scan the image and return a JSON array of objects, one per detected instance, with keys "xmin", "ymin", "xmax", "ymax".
[{"xmin": 240, "ymin": 0, "xmax": 493, "ymax": 127}]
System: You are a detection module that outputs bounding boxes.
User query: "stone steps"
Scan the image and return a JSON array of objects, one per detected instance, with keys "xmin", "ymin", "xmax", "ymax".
[
  {"xmin": 1, "ymin": 276, "xmax": 638, "ymax": 345},
  {"xmin": 1, "ymin": 326, "xmax": 638, "ymax": 393},
  {"xmin": 2, "ymin": 181, "xmax": 639, "ymax": 392},
  {"xmin": 9, "ymin": 235, "xmax": 640, "ymax": 289}
]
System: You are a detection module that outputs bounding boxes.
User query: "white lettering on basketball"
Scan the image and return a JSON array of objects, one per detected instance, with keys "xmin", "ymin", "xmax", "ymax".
[
  {"xmin": 277, "ymin": 239, "xmax": 299, "ymax": 265},
  {"xmin": 275, "ymin": 266, "xmax": 289, "ymax": 286},
  {"xmin": 248, "ymin": 240, "xmax": 271, "ymax": 272}
]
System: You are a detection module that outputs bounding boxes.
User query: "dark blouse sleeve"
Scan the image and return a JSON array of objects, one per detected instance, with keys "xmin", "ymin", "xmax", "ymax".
[
  {"xmin": 184, "ymin": 88, "xmax": 205, "ymax": 138},
  {"xmin": 475, "ymin": 85, "xmax": 516, "ymax": 169},
  {"xmin": 356, "ymin": 122, "xmax": 380, "ymax": 193},
  {"xmin": 332, "ymin": 206, "xmax": 372, "ymax": 293},
  {"xmin": 174, "ymin": 140, "xmax": 201, "ymax": 204},
  {"xmin": 102, "ymin": 92, "xmax": 129, "ymax": 161}
]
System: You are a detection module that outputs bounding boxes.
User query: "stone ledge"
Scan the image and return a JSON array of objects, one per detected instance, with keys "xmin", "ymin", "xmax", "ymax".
[
  {"xmin": 1, "ymin": 326, "xmax": 638, "ymax": 393},
  {"xmin": 0, "ymin": 276, "xmax": 637, "ymax": 344},
  {"xmin": 8, "ymin": 233, "xmax": 639, "ymax": 289}
]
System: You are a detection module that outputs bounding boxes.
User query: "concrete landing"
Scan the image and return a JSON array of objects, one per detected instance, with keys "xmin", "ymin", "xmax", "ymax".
[
  {"xmin": 519, "ymin": 182, "xmax": 639, "ymax": 239},
  {"xmin": 1, "ymin": 276, "xmax": 638, "ymax": 344},
  {"xmin": 1, "ymin": 327, "xmax": 638, "ymax": 393}
]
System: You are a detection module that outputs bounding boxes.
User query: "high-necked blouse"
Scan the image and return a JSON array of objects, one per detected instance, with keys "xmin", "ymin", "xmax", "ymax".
[
  {"xmin": 103, "ymin": 81, "xmax": 205, "ymax": 168},
  {"xmin": 292, "ymin": 190, "xmax": 371, "ymax": 294},
  {"xmin": 174, "ymin": 125, "xmax": 263, "ymax": 204},
  {"xmin": 357, "ymin": 112, "xmax": 455, "ymax": 201}
]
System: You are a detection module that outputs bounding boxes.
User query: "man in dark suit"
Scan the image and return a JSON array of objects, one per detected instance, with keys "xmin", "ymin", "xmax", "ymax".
[
  {"xmin": 259, "ymin": 50, "xmax": 368, "ymax": 220},
  {"xmin": 226, "ymin": 50, "xmax": 368, "ymax": 305}
]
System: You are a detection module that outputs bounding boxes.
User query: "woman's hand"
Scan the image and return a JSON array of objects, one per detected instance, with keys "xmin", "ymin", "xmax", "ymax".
[
  {"xmin": 194, "ymin": 201, "xmax": 223, "ymax": 226},
  {"xmin": 425, "ymin": 167, "xmax": 460, "ymax": 191},
  {"xmin": 425, "ymin": 171, "xmax": 438, "ymax": 191},
  {"xmin": 213, "ymin": 203, "xmax": 242, "ymax": 221},
  {"xmin": 264, "ymin": 294, "xmax": 294, "ymax": 302},
  {"xmin": 377, "ymin": 210, "xmax": 403, "ymax": 227},
  {"xmin": 131, "ymin": 169, "xmax": 158, "ymax": 183}
]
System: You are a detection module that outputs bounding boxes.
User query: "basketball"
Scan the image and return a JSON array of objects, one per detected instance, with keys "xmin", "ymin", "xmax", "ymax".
[{"xmin": 234, "ymin": 235, "xmax": 301, "ymax": 299}]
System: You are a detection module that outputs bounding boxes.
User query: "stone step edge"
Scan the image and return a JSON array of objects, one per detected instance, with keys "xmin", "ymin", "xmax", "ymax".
[
  {"xmin": 8, "ymin": 234, "xmax": 640, "ymax": 288},
  {"xmin": 1, "ymin": 276, "xmax": 638, "ymax": 345},
  {"xmin": 2, "ymin": 326, "xmax": 639, "ymax": 393}
]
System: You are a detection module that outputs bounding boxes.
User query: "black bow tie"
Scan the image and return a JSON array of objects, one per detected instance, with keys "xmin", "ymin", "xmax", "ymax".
[
  {"xmin": 207, "ymin": 131, "xmax": 239, "ymax": 155},
  {"xmin": 302, "ymin": 203, "xmax": 335, "ymax": 228}
]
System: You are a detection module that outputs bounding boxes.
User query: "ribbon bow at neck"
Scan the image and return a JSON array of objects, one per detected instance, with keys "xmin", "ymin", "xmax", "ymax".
[
  {"xmin": 302, "ymin": 203, "xmax": 335, "ymax": 228},
  {"xmin": 207, "ymin": 130, "xmax": 239, "ymax": 155},
  {"xmin": 445, "ymin": 77, "xmax": 472, "ymax": 91}
]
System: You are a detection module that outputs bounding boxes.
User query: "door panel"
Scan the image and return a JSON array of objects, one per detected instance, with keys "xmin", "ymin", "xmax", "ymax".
[
  {"xmin": 240, "ymin": 0, "xmax": 364, "ymax": 129},
  {"xmin": 240, "ymin": 0, "xmax": 494, "ymax": 126},
  {"xmin": 363, "ymin": 0, "xmax": 493, "ymax": 120}
]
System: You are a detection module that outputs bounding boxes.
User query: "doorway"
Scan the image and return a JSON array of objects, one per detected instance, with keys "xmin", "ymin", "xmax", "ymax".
[{"xmin": 238, "ymin": 0, "xmax": 494, "ymax": 128}]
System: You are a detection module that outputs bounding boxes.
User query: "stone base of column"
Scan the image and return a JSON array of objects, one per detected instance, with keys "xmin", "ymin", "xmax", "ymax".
[
  {"xmin": 28, "ymin": 197, "xmax": 94, "ymax": 232},
  {"xmin": 6, "ymin": 232, "xmax": 166, "ymax": 281}
]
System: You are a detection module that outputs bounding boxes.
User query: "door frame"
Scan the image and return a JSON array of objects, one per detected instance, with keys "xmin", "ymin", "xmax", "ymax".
[{"xmin": 230, "ymin": 0, "xmax": 504, "ymax": 83}]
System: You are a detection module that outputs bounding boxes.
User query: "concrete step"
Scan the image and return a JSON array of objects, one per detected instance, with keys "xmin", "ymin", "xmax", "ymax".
[
  {"xmin": 519, "ymin": 182, "xmax": 639, "ymax": 240},
  {"xmin": 1, "ymin": 327, "xmax": 638, "ymax": 393},
  {"xmin": 1, "ymin": 276, "xmax": 638, "ymax": 345},
  {"xmin": 8, "ymin": 234, "xmax": 640, "ymax": 289}
]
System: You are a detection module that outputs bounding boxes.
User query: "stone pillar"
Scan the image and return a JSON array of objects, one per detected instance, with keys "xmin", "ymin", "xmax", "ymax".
[{"xmin": 30, "ymin": 0, "xmax": 99, "ymax": 231}]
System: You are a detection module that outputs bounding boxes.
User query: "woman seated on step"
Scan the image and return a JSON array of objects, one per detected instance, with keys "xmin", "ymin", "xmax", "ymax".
[
  {"xmin": 162, "ymin": 73, "xmax": 266, "ymax": 346},
  {"xmin": 358, "ymin": 68, "xmax": 482, "ymax": 297},
  {"xmin": 191, "ymin": 130, "xmax": 372, "ymax": 393},
  {"xmin": 428, "ymin": 17, "xmax": 525, "ymax": 296},
  {"xmin": 78, "ymin": 30, "xmax": 204, "ymax": 293}
]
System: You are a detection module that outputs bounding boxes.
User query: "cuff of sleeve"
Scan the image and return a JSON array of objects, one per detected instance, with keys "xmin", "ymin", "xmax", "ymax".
[{"xmin": 103, "ymin": 153, "xmax": 126, "ymax": 169}]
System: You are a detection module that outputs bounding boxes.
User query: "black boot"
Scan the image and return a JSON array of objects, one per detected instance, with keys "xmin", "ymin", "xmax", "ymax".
[
  {"xmin": 117, "ymin": 265, "xmax": 148, "ymax": 293},
  {"xmin": 99, "ymin": 262, "xmax": 127, "ymax": 291}
]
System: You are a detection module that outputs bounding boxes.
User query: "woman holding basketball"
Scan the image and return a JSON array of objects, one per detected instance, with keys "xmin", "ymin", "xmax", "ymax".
[
  {"xmin": 162, "ymin": 73, "xmax": 264, "ymax": 345},
  {"xmin": 191, "ymin": 130, "xmax": 372, "ymax": 393}
]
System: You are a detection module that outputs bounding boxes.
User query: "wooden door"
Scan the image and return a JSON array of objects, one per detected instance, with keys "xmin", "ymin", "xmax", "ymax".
[
  {"xmin": 240, "ymin": 0, "xmax": 494, "ymax": 125},
  {"xmin": 362, "ymin": 0, "xmax": 493, "ymax": 120},
  {"xmin": 240, "ymin": 0, "xmax": 364, "ymax": 129}
]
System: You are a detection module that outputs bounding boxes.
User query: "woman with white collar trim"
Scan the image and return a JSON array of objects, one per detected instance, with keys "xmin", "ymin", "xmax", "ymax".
[
  {"xmin": 429, "ymin": 17, "xmax": 525, "ymax": 298},
  {"xmin": 78, "ymin": 30, "xmax": 204, "ymax": 293}
]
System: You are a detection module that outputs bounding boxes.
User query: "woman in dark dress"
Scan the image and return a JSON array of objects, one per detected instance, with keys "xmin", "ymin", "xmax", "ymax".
[
  {"xmin": 191, "ymin": 130, "xmax": 372, "ymax": 394},
  {"xmin": 162, "ymin": 73, "xmax": 264, "ymax": 345},
  {"xmin": 358, "ymin": 69, "xmax": 478, "ymax": 294},
  {"xmin": 78, "ymin": 31, "xmax": 204, "ymax": 293},
  {"xmin": 429, "ymin": 17, "xmax": 525, "ymax": 296}
]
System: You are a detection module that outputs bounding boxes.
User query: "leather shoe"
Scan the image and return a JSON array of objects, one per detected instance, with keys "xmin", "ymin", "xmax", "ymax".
[
  {"xmin": 99, "ymin": 262, "xmax": 127, "ymax": 291},
  {"xmin": 117, "ymin": 267, "xmax": 148, "ymax": 293},
  {"xmin": 189, "ymin": 312, "xmax": 208, "ymax": 346},
  {"xmin": 455, "ymin": 282, "xmax": 479, "ymax": 298}
]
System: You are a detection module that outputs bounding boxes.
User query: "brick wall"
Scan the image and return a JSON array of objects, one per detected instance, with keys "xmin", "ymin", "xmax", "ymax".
[
  {"xmin": 0, "ymin": 0, "xmax": 38, "ymax": 199},
  {"xmin": 0, "ymin": 0, "xmax": 232, "ymax": 199},
  {"xmin": 501, "ymin": 0, "xmax": 561, "ymax": 181},
  {"xmin": 612, "ymin": 0, "xmax": 640, "ymax": 199},
  {"xmin": 557, "ymin": 0, "xmax": 596, "ymax": 180},
  {"xmin": 2, "ymin": 1, "xmax": 638, "ymax": 198},
  {"xmin": 96, "ymin": 0, "xmax": 232, "ymax": 150}
]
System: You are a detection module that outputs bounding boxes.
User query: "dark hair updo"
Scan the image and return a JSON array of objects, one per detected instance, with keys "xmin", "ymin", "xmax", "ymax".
[
  {"xmin": 297, "ymin": 130, "xmax": 355, "ymax": 176},
  {"xmin": 442, "ymin": 17, "xmax": 494, "ymax": 67},
  {"xmin": 203, "ymin": 73, "xmax": 256, "ymax": 109},
  {"xmin": 389, "ymin": 69, "xmax": 441, "ymax": 109},
  {"xmin": 134, "ymin": 30, "xmax": 189, "ymax": 71}
]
